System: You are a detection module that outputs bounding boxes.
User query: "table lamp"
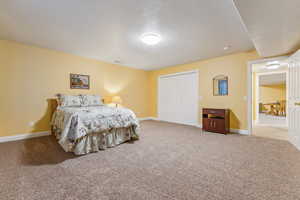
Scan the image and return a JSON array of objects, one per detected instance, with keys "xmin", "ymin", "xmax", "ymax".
[{"xmin": 112, "ymin": 96, "xmax": 122, "ymax": 107}]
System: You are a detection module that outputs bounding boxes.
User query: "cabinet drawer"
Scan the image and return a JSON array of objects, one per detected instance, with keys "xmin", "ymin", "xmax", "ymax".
[{"xmin": 203, "ymin": 109, "xmax": 225, "ymax": 116}]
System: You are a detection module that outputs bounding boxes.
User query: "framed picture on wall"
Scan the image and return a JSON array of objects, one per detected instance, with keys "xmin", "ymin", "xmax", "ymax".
[
  {"xmin": 213, "ymin": 75, "xmax": 228, "ymax": 96},
  {"xmin": 70, "ymin": 74, "xmax": 90, "ymax": 89}
]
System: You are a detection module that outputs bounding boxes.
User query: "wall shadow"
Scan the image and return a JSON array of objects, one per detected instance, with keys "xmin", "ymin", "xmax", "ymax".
[
  {"xmin": 31, "ymin": 98, "xmax": 57, "ymax": 133},
  {"xmin": 21, "ymin": 98, "xmax": 78, "ymax": 166},
  {"xmin": 230, "ymin": 111, "xmax": 241, "ymax": 131}
]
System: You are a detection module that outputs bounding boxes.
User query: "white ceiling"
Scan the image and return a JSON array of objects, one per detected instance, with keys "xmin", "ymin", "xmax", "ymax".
[
  {"xmin": 0, "ymin": 0, "xmax": 300, "ymax": 70},
  {"xmin": 259, "ymin": 73, "xmax": 286, "ymax": 86},
  {"xmin": 0, "ymin": 0, "xmax": 253, "ymax": 70},
  {"xmin": 233, "ymin": 0, "xmax": 300, "ymax": 57}
]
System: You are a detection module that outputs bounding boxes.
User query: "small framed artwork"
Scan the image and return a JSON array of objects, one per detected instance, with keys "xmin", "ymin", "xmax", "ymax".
[
  {"xmin": 213, "ymin": 75, "xmax": 228, "ymax": 96},
  {"xmin": 70, "ymin": 74, "xmax": 90, "ymax": 89}
]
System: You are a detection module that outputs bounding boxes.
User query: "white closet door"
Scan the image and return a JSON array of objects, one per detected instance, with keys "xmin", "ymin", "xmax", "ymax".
[
  {"xmin": 158, "ymin": 71, "xmax": 198, "ymax": 126},
  {"xmin": 158, "ymin": 76, "xmax": 176, "ymax": 122}
]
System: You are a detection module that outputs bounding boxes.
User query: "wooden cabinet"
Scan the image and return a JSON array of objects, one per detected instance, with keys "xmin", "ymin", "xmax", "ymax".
[{"xmin": 202, "ymin": 108, "xmax": 230, "ymax": 134}]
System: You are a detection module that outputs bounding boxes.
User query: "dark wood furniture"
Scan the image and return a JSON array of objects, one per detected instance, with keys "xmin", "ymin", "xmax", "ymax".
[{"xmin": 202, "ymin": 108, "xmax": 230, "ymax": 134}]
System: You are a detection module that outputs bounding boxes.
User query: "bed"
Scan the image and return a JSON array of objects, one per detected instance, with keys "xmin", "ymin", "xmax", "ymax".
[{"xmin": 51, "ymin": 94, "xmax": 139, "ymax": 155}]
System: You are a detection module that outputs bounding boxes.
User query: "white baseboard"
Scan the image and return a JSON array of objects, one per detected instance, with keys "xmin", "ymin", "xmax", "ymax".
[
  {"xmin": 140, "ymin": 117, "xmax": 248, "ymax": 135},
  {"xmin": 138, "ymin": 117, "xmax": 157, "ymax": 121},
  {"xmin": 0, "ymin": 121, "xmax": 249, "ymax": 144},
  {"xmin": 0, "ymin": 131, "xmax": 51, "ymax": 143},
  {"xmin": 230, "ymin": 129, "xmax": 249, "ymax": 135}
]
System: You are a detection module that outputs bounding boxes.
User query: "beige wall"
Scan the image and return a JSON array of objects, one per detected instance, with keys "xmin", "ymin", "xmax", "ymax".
[
  {"xmin": 149, "ymin": 51, "xmax": 260, "ymax": 130},
  {"xmin": 0, "ymin": 39, "xmax": 261, "ymax": 137},
  {"xmin": 0, "ymin": 40, "xmax": 150, "ymax": 137}
]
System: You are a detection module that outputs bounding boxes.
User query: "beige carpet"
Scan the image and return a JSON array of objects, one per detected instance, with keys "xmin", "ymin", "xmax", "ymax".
[{"xmin": 1, "ymin": 120, "xmax": 300, "ymax": 200}]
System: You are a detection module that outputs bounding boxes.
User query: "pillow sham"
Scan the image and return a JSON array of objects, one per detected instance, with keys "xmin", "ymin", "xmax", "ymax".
[
  {"xmin": 80, "ymin": 95, "xmax": 103, "ymax": 106},
  {"xmin": 57, "ymin": 94, "xmax": 82, "ymax": 107}
]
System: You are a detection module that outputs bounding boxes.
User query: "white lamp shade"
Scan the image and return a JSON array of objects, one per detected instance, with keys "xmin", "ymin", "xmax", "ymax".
[{"xmin": 112, "ymin": 96, "xmax": 122, "ymax": 104}]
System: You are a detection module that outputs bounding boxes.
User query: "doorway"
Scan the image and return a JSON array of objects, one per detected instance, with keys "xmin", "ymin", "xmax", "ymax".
[{"xmin": 248, "ymin": 57, "xmax": 289, "ymax": 140}]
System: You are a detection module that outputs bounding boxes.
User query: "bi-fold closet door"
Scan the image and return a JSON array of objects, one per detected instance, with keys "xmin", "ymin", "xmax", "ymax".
[{"xmin": 158, "ymin": 71, "xmax": 199, "ymax": 126}]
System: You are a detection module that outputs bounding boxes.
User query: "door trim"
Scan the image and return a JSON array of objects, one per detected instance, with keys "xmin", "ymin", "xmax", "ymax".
[
  {"xmin": 157, "ymin": 70, "xmax": 199, "ymax": 126},
  {"xmin": 158, "ymin": 70, "xmax": 199, "ymax": 79}
]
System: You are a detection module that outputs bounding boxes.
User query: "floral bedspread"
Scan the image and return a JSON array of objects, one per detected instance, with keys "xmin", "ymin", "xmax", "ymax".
[{"xmin": 51, "ymin": 105, "xmax": 139, "ymax": 152}]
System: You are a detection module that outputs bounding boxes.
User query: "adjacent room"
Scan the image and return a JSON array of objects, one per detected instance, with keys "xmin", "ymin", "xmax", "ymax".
[{"xmin": 1, "ymin": 1, "xmax": 300, "ymax": 200}]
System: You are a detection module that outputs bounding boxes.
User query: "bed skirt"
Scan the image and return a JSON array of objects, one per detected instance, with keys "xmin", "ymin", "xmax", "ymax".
[{"xmin": 52, "ymin": 126, "xmax": 138, "ymax": 155}]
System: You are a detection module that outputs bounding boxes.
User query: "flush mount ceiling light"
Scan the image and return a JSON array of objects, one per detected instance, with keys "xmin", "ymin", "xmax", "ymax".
[
  {"xmin": 223, "ymin": 45, "xmax": 231, "ymax": 50},
  {"xmin": 114, "ymin": 59, "xmax": 121, "ymax": 64},
  {"xmin": 140, "ymin": 33, "xmax": 161, "ymax": 45},
  {"xmin": 265, "ymin": 61, "xmax": 280, "ymax": 70}
]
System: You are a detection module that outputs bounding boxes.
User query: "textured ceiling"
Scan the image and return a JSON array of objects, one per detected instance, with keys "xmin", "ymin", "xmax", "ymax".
[
  {"xmin": 0, "ymin": 0, "xmax": 253, "ymax": 70},
  {"xmin": 0, "ymin": 0, "xmax": 300, "ymax": 70},
  {"xmin": 233, "ymin": 0, "xmax": 300, "ymax": 57}
]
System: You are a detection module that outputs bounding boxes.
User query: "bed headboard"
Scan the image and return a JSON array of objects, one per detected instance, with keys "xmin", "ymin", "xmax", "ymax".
[{"xmin": 52, "ymin": 94, "xmax": 105, "ymax": 111}]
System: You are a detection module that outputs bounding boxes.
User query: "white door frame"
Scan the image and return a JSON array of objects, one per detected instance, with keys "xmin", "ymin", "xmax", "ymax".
[
  {"xmin": 157, "ymin": 70, "xmax": 200, "ymax": 127},
  {"xmin": 254, "ymin": 71, "xmax": 288, "ymax": 127},
  {"xmin": 247, "ymin": 56, "xmax": 288, "ymax": 135}
]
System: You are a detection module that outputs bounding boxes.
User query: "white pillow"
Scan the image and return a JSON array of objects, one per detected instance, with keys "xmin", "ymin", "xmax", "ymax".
[
  {"xmin": 80, "ymin": 95, "xmax": 103, "ymax": 106},
  {"xmin": 57, "ymin": 94, "xmax": 81, "ymax": 107}
]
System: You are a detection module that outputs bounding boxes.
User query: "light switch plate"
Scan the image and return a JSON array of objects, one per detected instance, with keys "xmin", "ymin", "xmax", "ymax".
[{"xmin": 28, "ymin": 121, "xmax": 35, "ymax": 127}]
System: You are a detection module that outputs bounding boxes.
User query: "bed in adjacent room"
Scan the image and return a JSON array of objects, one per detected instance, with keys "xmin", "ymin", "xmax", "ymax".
[{"xmin": 51, "ymin": 94, "xmax": 139, "ymax": 155}]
